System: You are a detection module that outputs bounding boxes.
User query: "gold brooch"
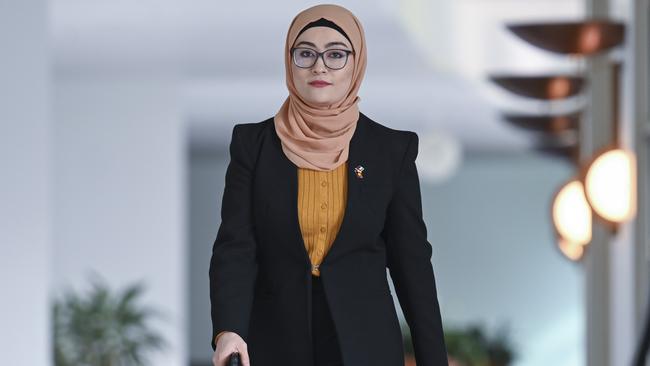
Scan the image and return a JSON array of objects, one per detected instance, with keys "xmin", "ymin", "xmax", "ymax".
[{"xmin": 354, "ymin": 165, "xmax": 365, "ymax": 179}]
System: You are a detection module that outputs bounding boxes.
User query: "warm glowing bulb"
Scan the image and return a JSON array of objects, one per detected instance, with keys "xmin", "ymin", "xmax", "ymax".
[
  {"xmin": 580, "ymin": 24, "xmax": 602, "ymax": 54},
  {"xmin": 558, "ymin": 239, "xmax": 585, "ymax": 261},
  {"xmin": 548, "ymin": 77, "xmax": 571, "ymax": 99},
  {"xmin": 584, "ymin": 148, "xmax": 637, "ymax": 223},
  {"xmin": 552, "ymin": 179, "xmax": 592, "ymax": 245}
]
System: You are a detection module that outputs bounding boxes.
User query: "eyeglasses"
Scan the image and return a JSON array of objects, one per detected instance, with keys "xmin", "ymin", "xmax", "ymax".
[{"xmin": 290, "ymin": 47, "xmax": 354, "ymax": 70}]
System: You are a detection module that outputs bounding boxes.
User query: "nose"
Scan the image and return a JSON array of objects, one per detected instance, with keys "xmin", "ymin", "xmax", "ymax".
[{"xmin": 311, "ymin": 54, "xmax": 327, "ymax": 74}]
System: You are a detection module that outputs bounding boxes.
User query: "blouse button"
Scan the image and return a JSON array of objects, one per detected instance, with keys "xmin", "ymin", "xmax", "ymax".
[
  {"xmin": 320, "ymin": 226, "xmax": 326, "ymax": 233},
  {"xmin": 321, "ymin": 181, "xmax": 328, "ymax": 187},
  {"xmin": 321, "ymin": 203, "xmax": 327, "ymax": 209}
]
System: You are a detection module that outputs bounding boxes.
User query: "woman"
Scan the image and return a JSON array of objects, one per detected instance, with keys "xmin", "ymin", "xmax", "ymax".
[{"xmin": 210, "ymin": 4, "xmax": 448, "ymax": 366}]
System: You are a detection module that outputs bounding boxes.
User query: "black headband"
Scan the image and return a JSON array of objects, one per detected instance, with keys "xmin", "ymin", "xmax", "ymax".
[{"xmin": 295, "ymin": 17, "xmax": 353, "ymax": 47}]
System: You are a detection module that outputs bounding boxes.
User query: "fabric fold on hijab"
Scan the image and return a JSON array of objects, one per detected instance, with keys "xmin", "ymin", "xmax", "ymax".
[{"xmin": 274, "ymin": 4, "xmax": 367, "ymax": 171}]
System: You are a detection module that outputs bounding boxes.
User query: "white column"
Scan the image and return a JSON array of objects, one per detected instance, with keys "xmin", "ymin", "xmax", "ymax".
[
  {"xmin": 583, "ymin": 1, "xmax": 614, "ymax": 366},
  {"xmin": 0, "ymin": 0, "xmax": 52, "ymax": 364},
  {"xmin": 629, "ymin": 0, "xmax": 650, "ymax": 364},
  {"xmin": 52, "ymin": 77, "xmax": 187, "ymax": 366},
  {"xmin": 584, "ymin": 0, "xmax": 649, "ymax": 364}
]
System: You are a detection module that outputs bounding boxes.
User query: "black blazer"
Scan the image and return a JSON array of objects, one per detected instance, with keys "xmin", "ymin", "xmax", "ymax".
[{"xmin": 209, "ymin": 112, "xmax": 448, "ymax": 366}]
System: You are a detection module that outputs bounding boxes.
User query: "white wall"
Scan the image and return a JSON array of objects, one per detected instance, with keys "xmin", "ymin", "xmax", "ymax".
[
  {"xmin": 52, "ymin": 77, "xmax": 187, "ymax": 365},
  {"xmin": 188, "ymin": 151, "xmax": 228, "ymax": 362},
  {"xmin": 0, "ymin": 0, "xmax": 52, "ymax": 364},
  {"xmin": 427, "ymin": 152, "xmax": 583, "ymax": 366}
]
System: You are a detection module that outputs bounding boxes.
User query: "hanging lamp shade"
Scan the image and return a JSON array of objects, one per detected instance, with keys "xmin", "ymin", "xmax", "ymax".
[
  {"xmin": 502, "ymin": 111, "xmax": 580, "ymax": 136},
  {"xmin": 532, "ymin": 133, "xmax": 580, "ymax": 165},
  {"xmin": 506, "ymin": 20, "xmax": 625, "ymax": 55},
  {"xmin": 490, "ymin": 75, "xmax": 585, "ymax": 100}
]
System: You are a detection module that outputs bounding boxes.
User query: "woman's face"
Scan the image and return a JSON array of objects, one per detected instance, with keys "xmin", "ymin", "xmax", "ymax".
[{"xmin": 291, "ymin": 26, "xmax": 355, "ymax": 108}]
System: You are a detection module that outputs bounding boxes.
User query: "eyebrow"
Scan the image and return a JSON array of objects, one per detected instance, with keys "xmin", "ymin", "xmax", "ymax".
[{"xmin": 294, "ymin": 41, "xmax": 351, "ymax": 49}]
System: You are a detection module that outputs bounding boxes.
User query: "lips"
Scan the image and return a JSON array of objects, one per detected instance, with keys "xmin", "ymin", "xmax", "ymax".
[{"xmin": 309, "ymin": 80, "xmax": 331, "ymax": 86}]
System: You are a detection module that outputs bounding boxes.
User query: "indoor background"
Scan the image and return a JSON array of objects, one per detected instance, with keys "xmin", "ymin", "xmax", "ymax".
[{"xmin": 2, "ymin": 1, "xmax": 648, "ymax": 366}]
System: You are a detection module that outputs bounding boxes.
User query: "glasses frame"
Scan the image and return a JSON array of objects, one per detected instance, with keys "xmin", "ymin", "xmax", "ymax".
[{"xmin": 290, "ymin": 47, "xmax": 355, "ymax": 70}]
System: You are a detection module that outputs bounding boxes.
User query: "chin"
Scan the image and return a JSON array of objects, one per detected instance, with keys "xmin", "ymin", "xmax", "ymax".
[{"xmin": 306, "ymin": 96, "xmax": 335, "ymax": 107}]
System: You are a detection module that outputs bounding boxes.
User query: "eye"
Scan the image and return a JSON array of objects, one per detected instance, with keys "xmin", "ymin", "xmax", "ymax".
[
  {"xmin": 299, "ymin": 49, "xmax": 316, "ymax": 58},
  {"xmin": 327, "ymin": 50, "xmax": 346, "ymax": 59}
]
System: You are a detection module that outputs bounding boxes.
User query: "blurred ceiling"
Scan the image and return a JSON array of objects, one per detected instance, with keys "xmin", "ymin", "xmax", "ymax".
[{"xmin": 50, "ymin": 0, "xmax": 587, "ymax": 153}]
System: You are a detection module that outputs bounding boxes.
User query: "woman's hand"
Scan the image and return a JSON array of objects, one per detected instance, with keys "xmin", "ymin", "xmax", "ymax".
[{"xmin": 212, "ymin": 332, "xmax": 251, "ymax": 366}]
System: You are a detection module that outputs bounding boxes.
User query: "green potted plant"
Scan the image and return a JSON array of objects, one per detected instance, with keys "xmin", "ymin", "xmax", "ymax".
[
  {"xmin": 402, "ymin": 322, "xmax": 517, "ymax": 366},
  {"xmin": 52, "ymin": 272, "xmax": 168, "ymax": 366},
  {"xmin": 483, "ymin": 325, "xmax": 517, "ymax": 366},
  {"xmin": 444, "ymin": 326, "xmax": 490, "ymax": 366}
]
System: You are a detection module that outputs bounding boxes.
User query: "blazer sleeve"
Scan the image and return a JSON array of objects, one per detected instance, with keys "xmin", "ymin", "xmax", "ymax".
[
  {"xmin": 209, "ymin": 124, "xmax": 259, "ymax": 352},
  {"xmin": 382, "ymin": 131, "xmax": 448, "ymax": 365}
]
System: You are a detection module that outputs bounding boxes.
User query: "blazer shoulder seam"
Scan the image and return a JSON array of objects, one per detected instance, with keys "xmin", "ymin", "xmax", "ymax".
[{"xmin": 232, "ymin": 118, "xmax": 270, "ymax": 171}]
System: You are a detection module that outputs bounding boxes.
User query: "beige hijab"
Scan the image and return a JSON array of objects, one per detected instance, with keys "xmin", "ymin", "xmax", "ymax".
[{"xmin": 274, "ymin": 4, "xmax": 367, "ymax": 171}]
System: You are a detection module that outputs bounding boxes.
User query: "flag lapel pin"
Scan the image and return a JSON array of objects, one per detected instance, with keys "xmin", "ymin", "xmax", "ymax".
[{"xmin": 354, "ymin": 165, "xmax": 365, "ymax": 179}]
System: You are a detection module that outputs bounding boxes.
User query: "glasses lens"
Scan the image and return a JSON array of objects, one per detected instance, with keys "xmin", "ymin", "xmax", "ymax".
[
  {"xmin": 292, "ymin": 48, "xmax": 349, "ymax": 69},
  {"xmin": 293, "ymin": 48, "xmax": 317, "ymax": 68},
  {"xmin": 323, "ymin": 50, "xmax": 348, "ymax": 69}
]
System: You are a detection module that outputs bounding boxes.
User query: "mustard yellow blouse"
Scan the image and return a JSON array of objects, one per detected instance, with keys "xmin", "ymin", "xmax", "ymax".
[
  {"xmin": 214, "ymin": 161, "xmax": 348, "ymax": 345},
  {"xmin": 297, "ymin": 161, "xmax": 347, "ymax": 277}
]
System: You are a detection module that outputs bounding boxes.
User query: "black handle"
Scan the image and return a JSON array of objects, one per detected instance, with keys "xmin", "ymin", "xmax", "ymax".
[{"xmin": 227, "ymin": 351, "xmax": 241, "ymax": 366}]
